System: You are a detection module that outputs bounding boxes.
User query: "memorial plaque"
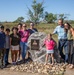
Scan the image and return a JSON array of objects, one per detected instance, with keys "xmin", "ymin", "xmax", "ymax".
[{"xmin": 31, "ymin": 39, "xmax": 40, "ymax": 50}]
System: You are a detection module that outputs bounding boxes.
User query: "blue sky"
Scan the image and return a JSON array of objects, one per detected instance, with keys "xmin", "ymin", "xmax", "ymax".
[{"xmin": 0, "ymin": 0, "xmax": 74, "ymax": 21}]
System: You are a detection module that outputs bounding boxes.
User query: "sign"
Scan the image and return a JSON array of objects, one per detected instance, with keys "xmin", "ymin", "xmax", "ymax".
[{"xmin": 31, "ymin": 39, "xmax": 40, "ymax": 50}]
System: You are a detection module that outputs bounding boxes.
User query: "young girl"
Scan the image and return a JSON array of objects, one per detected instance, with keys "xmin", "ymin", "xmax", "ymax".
[
  {"xmin": 44, "ymin": 33, "xmax": 55, "ymax": 64},
  {"xmin": 64, "ymin": 22, "xmax": 74, "ymax": 68},
  {"xmin": 10, "ymin": 27, "xmax": 21, "ymax": 65}
]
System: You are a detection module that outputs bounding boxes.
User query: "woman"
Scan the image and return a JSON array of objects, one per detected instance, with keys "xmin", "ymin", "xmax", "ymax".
[
  {"xmin": 17, "ymin": 23, "xmax": 22, "ymax": 61},
  {"xmin": 64, "ymin": 22, "xmax": 74, "ymax": 68},
  {"xmin": 20, "ymin": 24, "xmax": 29, "ymax": 63},
  {"xmin": 18, "ymin": 23, "xmax": 22, "ymax": 31},
  {"xmin": 10, "ymin": 27, "xmax": 21, "ymax": 65},
  {"xmin": 70, "ymin": 28, "xmax": 74, "ymax": 68}
]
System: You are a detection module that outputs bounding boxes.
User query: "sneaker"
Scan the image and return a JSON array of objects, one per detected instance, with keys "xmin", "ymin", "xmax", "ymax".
[
  {"xmin": 69, "ymin": 65, "xmax": 74, "ymax": 69},
  {"xmin": 0, "ymin": 65, "xmax": 6, "ymax": 69},
  {"xmin": 17, "ymin": 58, "xmax": 21, "ymax": 62},
  {"xmin": 0, "ymin": 66, "xmax": 3, "ymax": 69},
  {"xmin": 5, "ymin": 62, "xmax": 11, "ymax": 66},
  {"xmin": 17, "ymin": 59, "xmax": 21, "ymax": 62},
  {"xmin": 7, "ymin": 62, "xmax": 11, "ymax": 65},
  {"xmin": 21, "ymin": 60, "xmax": 25, "ymax": 64},
  {"xmin": 12, "ymin": 62, "xmax": 16, "ymax": 65}
]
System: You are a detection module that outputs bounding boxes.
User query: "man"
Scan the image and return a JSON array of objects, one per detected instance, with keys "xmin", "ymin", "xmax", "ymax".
[
  {"xmin": 28, "ymin": 22, "xmax": 38, "ymax": 35},
  {"xmin": 0, "ymin": 25, "xmax": 6, "ymax": 69},
  {"xmin": 53, "ymin": 19, "xmax": 68, "ymax": 63},
  {"xmin": 26, "ymin": 23, "xmax": 38, "ymax": 62}
]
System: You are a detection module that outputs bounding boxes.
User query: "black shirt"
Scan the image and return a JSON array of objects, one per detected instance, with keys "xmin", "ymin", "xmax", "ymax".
[
  {"xmin": 28, "ymin": 28, "xmax": 38, "ymax": 34},
  {"xmin": 10, "ymin": 33, "xmax": 21, "ymax": 46}
]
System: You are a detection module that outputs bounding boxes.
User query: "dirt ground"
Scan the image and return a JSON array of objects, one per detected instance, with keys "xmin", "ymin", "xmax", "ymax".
[
  {"xmin": 64, "ymin": 68, "xmax": 74, "ymax": 75},
  {"xmin": 0, "ymin": 70, "xmax": 45, "ymax": 75},
  {"xmin": 0, "ymin": 68, "xmax": 74, "ymax": 75}
]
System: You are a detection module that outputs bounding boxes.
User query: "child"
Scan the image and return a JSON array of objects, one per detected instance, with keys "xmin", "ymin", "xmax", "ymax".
[
  {"xmin": 44, "ymin": 33, "xmax": 55, "ymax": 65},
  {"xmin": 10, "ymin": 27, "xmax": 21, "ymax": 65},
  {"xmin": 4, "ymin": 28, "xmax": 10, "ymax": 66},
  {"xmin": 0, "ymin": 25, "xmax": 6, "ymax": 69}
]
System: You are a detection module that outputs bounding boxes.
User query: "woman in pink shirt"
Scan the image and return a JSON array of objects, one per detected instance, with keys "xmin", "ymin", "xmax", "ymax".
[
  {"xmin": 44, "ymin": 33, "xmax": 55, "ymax": 64},
  {"xmin": 20, "ymin": 24, "xmax": 30, "ymax": 62}
]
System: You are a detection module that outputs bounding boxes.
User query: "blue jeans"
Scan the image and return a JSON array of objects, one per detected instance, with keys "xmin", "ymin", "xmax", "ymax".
[
  {"xmin": 68, "ymin": 40, "xmax": 73, "ymax": 64},
  {"xmin": 4, "ymin": 48, "xmax": 9, "ymax": 65},
  {"xmin": 70, "ymin": 53, "xmax": 74, "ymax": 65},
  {"xmin": 58, "ymin": 39, "xmax": 68, "ymax": 62},
  {"xmin": 20, "ymin": 42, "xmax": 27, "ymax": 60}
]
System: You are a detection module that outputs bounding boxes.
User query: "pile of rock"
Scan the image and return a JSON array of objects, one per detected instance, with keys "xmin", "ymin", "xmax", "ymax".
[{"xmin": 10, "ymin": 62, "xmax": 66, "ymax": 75}]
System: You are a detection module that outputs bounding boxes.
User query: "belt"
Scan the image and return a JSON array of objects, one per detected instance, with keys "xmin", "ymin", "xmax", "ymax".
[
  {"xmin": 68, "ymin": 39, "xmax": 73, "ymax": 41},
  {"xmin": 60, "ymin": 39, "xmax": 67, "ymax": 41}
]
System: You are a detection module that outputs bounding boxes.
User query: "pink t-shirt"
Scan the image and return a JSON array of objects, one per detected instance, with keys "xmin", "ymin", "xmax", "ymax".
[
  {"xmin": 19, "ymin": 30, "xmax": 29, "ymax": 42},
  {"xmin": 44, "ymin": 39, "xmax": 55, "ymax": 50}
]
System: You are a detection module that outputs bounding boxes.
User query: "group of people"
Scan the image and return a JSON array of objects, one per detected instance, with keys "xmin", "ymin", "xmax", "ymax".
[
  {"xmin": 44, "ymin": 19, "xmax": 74, "ymax": 69},
  {"xmin": 0, "ymin": 19, "xmax": 74, "ymax": 69},
  {"xmin": 0, "ymin": 22, "xmax": 38, "ymax": 69}
]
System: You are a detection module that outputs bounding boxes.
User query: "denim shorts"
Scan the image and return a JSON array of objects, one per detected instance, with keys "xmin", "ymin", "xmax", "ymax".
[
  {"xmin": 11, "ymin": 45, "xmax": 19, "ymax": 50},
  {"xmin": 46, "ymin": 50, "xmax": 54, "ymax": 54}
]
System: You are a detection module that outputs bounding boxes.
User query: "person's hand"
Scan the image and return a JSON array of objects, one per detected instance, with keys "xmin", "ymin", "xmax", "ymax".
[
  {"xmin": 73, "ymin": 44, "xmax": 74, "ymax": 47},
  {"xmin": 10, "ymin": 46, "xmax": 12, "ymax": 50},
  {"xmin": 42, "ymin": 44, "xmax": 45, "ymax": 47}
]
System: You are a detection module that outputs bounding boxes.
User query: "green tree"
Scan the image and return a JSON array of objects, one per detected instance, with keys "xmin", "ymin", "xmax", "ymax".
[
  {"xmin": 59, "ymin": 14, "xmax": 66, "ymax": 20},
  {"xmin": 45, "ymin": 12, "xmax": 57, "ymax": 23},
  {"xmin": 57, "ymin": 14, "xmax": 69, "ymax": 20},
  {"xmin": 14, "ymin": 17, "xmax": 24, "ymax": 23},
  {"xmin": 26, "ymin": 20, "xmax": 31, "ymax": 23},
  {"xmin": 28, "ymin": 0, "xmax": 44, "ymax": 24}
]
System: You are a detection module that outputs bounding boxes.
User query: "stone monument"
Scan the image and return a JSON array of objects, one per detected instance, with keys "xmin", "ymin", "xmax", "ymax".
[{"xmin": 27, "ymin": 32, "xmax": 60, "ymax": 63}]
